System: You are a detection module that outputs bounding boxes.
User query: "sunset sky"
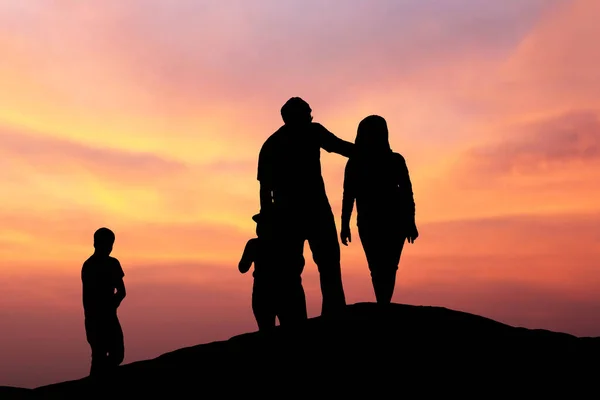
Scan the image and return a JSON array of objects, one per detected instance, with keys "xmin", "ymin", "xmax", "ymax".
[{"xmin": 2, "ymin": 0, "xmax": 600, "ymax": 388}]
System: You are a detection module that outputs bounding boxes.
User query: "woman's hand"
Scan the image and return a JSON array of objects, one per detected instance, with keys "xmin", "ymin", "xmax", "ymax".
[{"xmin": 340, "ymin": 225, "xmax": 352, "ymax": 246}]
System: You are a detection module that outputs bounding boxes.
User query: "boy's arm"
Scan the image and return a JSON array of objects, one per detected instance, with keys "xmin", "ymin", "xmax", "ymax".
[
  {"xmin": 114, "ymin": 278, "xmax": 126, "ymax": 309},
  {"xmin": 113, "ymin": 260, "xmax": 126, "ymax": 309},
  {"xmin": 238, "ymin": 239, "xmax": 257, "ymax": 273},
  {"xmin": 315, "ymin": 123, "xmax": 354, "ymax": 158}
]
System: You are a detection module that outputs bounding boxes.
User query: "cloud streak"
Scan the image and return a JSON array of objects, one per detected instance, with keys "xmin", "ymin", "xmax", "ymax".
[
  {"xmin": 458, "ymin": 110, "xmax": 600, "ymax": 181},
  {"xmin": 0, "ymin": 126, "xmax": 188, "ymax": 183}
]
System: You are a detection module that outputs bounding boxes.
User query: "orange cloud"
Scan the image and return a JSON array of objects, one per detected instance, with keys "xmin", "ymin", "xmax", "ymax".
[
  {"xmin": 0, "ymin": 207, "xmax": 251, "ymax": 268},
  {"xmin": 0, "ymin": 126, "xmax": 188, "ymax": 184}
]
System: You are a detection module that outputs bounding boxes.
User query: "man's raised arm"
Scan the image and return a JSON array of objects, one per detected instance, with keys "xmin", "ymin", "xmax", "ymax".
[{"xmin": 315, "ymin": 123, "xmax": 354, "ymax": 158}]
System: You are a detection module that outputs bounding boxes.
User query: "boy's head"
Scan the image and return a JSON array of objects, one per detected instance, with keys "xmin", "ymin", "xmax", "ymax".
[{"xmin": 93, "ymin": 227, "xmax": 115, "ymax": 256}]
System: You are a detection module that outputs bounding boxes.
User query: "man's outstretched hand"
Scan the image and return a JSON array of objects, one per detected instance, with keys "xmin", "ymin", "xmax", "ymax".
[
  {"xmin": 340, "ymin": 225, "xmax": 351, "ymax": 246},
  {"xmin": 407, "ymin": 223, "xmax": 419, "ymax": 244}
]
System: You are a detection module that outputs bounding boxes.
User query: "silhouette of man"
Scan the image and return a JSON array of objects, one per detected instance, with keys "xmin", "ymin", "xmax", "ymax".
[
  {"xmin": 81, "ymin": 227, "xmax": 126, "ymax": 377},
  {"xmin": 257, "ymin": 97, "xmax": 354, "ymax": 316},
  {"xmin": 239, "ymin": 212, "xmax": 307, "ymax": 330}
]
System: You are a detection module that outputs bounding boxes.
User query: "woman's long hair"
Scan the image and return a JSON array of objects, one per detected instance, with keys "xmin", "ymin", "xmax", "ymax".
[{"xmin": 354, "ymin": 115, "xmax": 392, "ymax": 158}]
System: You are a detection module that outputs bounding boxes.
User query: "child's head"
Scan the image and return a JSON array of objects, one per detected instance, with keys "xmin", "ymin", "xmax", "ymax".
[
  {"xmin": 355, "ymin": 115, "xmax": 391, "ymax": 155},
  {"xmin": 252, "ymin": 213, "xmax": 272, "ymax": 239},
  {"xmin": 93, "ymin": 227, "xmax": 115, "ymax": 256}
]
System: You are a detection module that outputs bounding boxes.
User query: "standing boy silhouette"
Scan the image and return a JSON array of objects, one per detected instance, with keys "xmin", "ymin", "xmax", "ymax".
[{"xmin": 81, "ymin": 227, "xmax": 126, "ymax": 377}]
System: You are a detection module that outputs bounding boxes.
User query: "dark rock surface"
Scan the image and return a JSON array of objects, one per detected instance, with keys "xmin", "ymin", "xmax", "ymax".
[{"xmin": 7, "ymin": 303, "xmax": 600, "ymax": 398}]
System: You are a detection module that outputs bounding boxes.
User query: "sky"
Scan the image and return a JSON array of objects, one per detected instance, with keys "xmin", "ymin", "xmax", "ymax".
[{"xmin": 1, "ymin": 0, "xmax": 599, "ymax": 388}]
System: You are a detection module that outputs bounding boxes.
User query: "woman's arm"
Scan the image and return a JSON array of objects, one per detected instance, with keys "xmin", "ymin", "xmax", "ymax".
[
  {"xmin": 395, "ymin": 154, "xmax": 418, "ymax": 242},
  {"xmin": 341, "ymin": 159, "xmax": 356, "ymax": 229},
  {"xmin": 395, "ymin": 154, "xmax": 415, "ymax": 219}
]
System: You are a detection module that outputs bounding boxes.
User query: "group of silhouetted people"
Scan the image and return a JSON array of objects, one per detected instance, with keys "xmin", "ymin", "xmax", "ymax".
[
  {"xmin": 81, "ymin": 96, "xmax": 418, "ymax": 377},
  {"xmin": 238, "ymin": 97, "xmax": 418, "ymax": 331}
]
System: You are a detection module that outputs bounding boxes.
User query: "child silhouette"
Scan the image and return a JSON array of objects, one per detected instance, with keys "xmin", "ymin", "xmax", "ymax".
[
  {"xmin": 81, "ymin": 227, "xmax": 126, "ymax": 377},
  {"xmin": 239, "ymin": 212, "xmax": 307, "ymax": 330},
  {"xmin": 340, "ymin": 115, "xmax": 418, "ymax": 304}
]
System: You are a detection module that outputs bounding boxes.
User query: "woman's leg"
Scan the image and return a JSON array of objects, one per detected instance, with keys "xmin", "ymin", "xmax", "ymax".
[
  {"xmin": 359, "ymin": 223, "xmax": 405, "ymax": 304},
  {"xmin": 378, "ymin": 231, "xmax": 405, "ymax": 303},
  {"xmin": 358, "ymin": 223, "xmax": 386, "ymax": 303}
]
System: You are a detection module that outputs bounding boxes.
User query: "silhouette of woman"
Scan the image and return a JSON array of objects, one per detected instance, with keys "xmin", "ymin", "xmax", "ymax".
[{"xmin": 339, "ymin": 115, "xmax": 418, "ymax": 304}]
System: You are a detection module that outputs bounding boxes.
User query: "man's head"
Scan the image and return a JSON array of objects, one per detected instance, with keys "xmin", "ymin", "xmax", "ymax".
[
  {"xmin": 281, "ymin": 97, "xmax": 313, "ymax": 126},
  {"xmin": 93, "ymin": 227, "xmax": 115, "ymax": 256}
]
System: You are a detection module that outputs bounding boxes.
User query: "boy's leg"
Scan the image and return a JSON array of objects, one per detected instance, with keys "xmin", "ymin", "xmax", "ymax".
[
  {"xmin": 85, "ymin": 318, "xmax": 108, "ymax": 376},
  {"xmin": 106, "ymin": 315, "xmax": 125, "ymax": 370},
  {"xmin": 252, "ymin": 279, "xmax": 277, "ymax": 331}
]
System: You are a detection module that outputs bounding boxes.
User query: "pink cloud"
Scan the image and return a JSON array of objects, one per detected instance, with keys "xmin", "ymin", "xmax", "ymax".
[
  {"xmin": 458, "ymin": 110, "xmax": 600, "ymax": 180},
  {"xmin": 465, "ymin": 0, "xmax": 600, "ymax": 117},
  {"xmin": 0, "ymin": 0, "xmax": 558, "ymax": 120}
]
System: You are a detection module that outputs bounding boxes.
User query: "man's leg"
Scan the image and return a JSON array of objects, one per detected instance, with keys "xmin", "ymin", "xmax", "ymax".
[{"xmin": 307, "ymin": 210, "xmax": 346, "ymax": 316}]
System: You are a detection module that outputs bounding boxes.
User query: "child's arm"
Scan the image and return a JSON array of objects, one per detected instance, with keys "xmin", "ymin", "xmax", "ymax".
[
  {"xmin": 238, "ymin": 239, "xmax": 257, "ymax": 273},
  {"xmin": 340, "ymin": 159, "xmax": 356, "ymax": 246},
  {"xmin": 113, "ymin": 259, "xmax": 126, "ymax": 309}
]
